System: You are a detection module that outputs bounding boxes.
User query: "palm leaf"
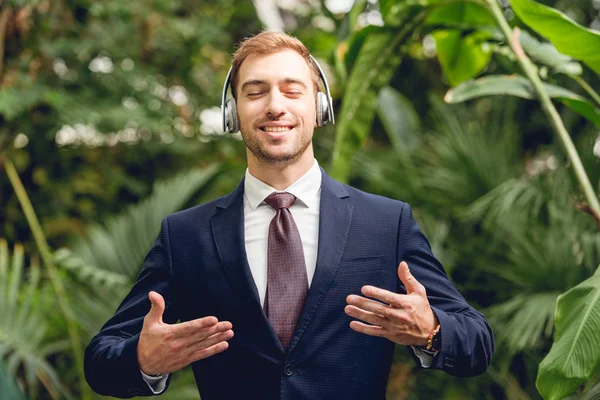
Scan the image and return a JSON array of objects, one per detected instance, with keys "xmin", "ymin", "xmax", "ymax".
[
  {"xmin": 487, "ymin": 292, "xmax": 558, "ymax": 355},
  {"xmin": 0, "ymin": 239, "xmax": 71, "ymax": 399},
  {"xmin": 417, "ymin": 96, "xmax": 522, "ymax": 209},
  {"xmin": 0, "ymin": 360, "xmax": 26, "ymax": 400},
  {"xmin": 62, "ymin": 165, "xmax": 221, "ymax": 337},
  {"xmin": 67, "ymin": 165, "xmax": 220, "ymax": 280}
]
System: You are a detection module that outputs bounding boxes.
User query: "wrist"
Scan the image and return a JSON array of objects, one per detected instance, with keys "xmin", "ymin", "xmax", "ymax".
[
  {"xmin": 137, "ymin": 341, "xmax": 158, "ymax": 376},
  {"xmin": 425, "ymin": 324, "xmax": 441, "ymax": 352}
]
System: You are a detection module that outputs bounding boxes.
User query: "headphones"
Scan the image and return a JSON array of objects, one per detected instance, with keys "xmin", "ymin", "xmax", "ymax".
[{"xmin": 221, "ymin": 54, "xmax": 335, "ymax": 133}]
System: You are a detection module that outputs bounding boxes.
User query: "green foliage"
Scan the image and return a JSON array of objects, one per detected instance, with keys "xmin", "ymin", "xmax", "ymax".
[
  {"xmin": 376, "ymin": 86, "xmax": 421, "ymax": 153},
  {"xmin": 426, "ymin": 2, "xmax": 496, "ymax": 86},
  {"xmin": 445, "ymin": 75, "xmax": 600, "ymax": 127},
  {"xmin": 0, "ymin": 0, "xmax": 256, "ymax": 247},
  {"xmin": 537, "ymin": 265, "xmax": 600, "ymax": 400},
  {"xmin": 68, "ymin": 165, "xmax": 219, "ymax": 280},
  {"xmin": 433, "ymin": 29, "xmax": 494, "ymax": 86},
  {"xmin": 2, "ymin": 0, "xmax": 600, "ymax": 398},
  {"xmin": 0, "ymin": 361, "xmax": 26, "ymax": 400},
  {"xmin": 424, "ymin": 2, "xmax": 496, "ymax": 28},
  {"xmin": 330, "ymin": 11, "xmax": 425, "ymax": 182},
  {"xmin": 517, "ymin": 30, "xmax": 583, "ymax": 76},
  {"xmin": 510, "ymin": 0, "xmax": 600, "ymax": 74},
  {"xmin": 0, "ymin": 239, "xmax": 70, "ymax": 399},
  {"xmin": 63, "ymin": 166, "xmax": 221, "ymax": 337}
]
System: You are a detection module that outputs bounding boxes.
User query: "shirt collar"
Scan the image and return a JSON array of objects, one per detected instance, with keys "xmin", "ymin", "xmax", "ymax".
[{"xmin": 244, "ymin": 159, "xmax": 322, "ymax": 211}]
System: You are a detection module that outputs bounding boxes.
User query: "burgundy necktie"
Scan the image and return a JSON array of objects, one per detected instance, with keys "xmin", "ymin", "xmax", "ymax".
[{"xmin": 263, "ymin": 192, "xmax": 308, "ymax": 349}]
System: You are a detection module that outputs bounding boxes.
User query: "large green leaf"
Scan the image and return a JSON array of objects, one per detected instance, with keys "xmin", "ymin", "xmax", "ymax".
[
  {"xmin": 425, "ymin": 1, "xmax": 495, "ymax": 28},
  {"xmin": 510, "ymin": 0, "xmax": 600, "ymax": 74},
  {"xmin": 433, "ymin": 29, "xmax": 494, "ymax": 86},
  {"xmin": 445, "ymin": 75, "xmax": 600, "ymax": 127},
  {"xmin": 518, "ymin": 29, "xmax": 582, "ymax": 76},
  {"xmin": 379, "ymin": 0, "xmax": 451, "ymax": 26},
  {"xmin": 537, "ymin": 266, "xmax": 600, "ymax": 400},
  {"xmin": 330, "ymin": 12, "xmax": 425, "ymax": 182},
  {"xmin": 376, "ymin": 86, "xmax": 421, "ymax": 153}
]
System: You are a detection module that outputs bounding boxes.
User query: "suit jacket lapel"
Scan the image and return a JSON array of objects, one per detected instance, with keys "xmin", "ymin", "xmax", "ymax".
[
  {"xmin": 288, "ymin": 169, "xmax": 353, "ymax": 353},
  {"xmin": 211, "ymin": 181, "xmax": 285, "ymax": 360}
]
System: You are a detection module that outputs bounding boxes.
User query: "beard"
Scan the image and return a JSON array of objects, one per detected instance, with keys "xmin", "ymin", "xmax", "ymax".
[{"xmin": 240, "ymin": 123, "xmax": 313, "ymax": 166}]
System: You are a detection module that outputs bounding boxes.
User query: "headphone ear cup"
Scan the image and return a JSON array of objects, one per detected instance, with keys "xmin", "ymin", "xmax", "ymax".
[
  {"xmin": 225, "ymin": 98, "xmax": 239, "ymax": 133},
  {"xmin": 316, "ymin": 92, "xmax": 329, "ymax": 127}
]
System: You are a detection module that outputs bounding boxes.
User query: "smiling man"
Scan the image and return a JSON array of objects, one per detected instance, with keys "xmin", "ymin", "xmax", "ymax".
[{"xmin": 84, "ymin": 31, "xmax": 494, "ymax": 399}]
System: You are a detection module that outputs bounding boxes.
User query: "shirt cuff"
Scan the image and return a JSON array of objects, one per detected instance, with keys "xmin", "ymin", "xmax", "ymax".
[
  {"xmin": 140, "ymin": 370, "xmax": 169, "ymax": 394},
  {"xmin": 410, "ymin": 345, "xmax": 437, "ymax": 368}
]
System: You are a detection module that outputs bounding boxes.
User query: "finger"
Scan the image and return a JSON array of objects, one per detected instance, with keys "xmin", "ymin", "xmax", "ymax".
[
  {"xmin": 345, "ymin": 305, "xmax": 388, "ymax": 328},
  {"xmin": 171, "ymin": 316, "xmax": 221, "ymax": 338},
  {"xmin": 360, "ymin": 285, "xmax": 404, "ymax": 308},
  {"xmin": 188, "ymin": 341, "xmax": 230, "ymax": 363},
  {"xmin": 186, "ymin": 329, "xmax": 234, "ymax": 357},
  {"xmin": 187, "ymin": 321, "xmax": 233, "ymax": 342},
  {"xmin": 397, "ymin": 261, "xmax": 425, "ymax": 295},
  {"xmin": 147, "ymin": 291, "xmax": 165, "ymax": 324},
  {"xmin": 347, "ymin": 295, "xmax": 395, "ymax": 319},
  {"xmin": 349, "ymin": 321, "xmax": 387, "ymax": 337}
]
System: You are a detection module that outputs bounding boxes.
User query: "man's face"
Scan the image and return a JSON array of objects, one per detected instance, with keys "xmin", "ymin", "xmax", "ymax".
[{"xmin": 236, "ymin": 50, "xmax": 317, "ymax": 166}]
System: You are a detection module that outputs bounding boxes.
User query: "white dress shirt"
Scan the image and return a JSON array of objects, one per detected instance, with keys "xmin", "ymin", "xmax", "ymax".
[
  {"xmin": 141, "ymin": 159, "xmax": 432, "ymax": 394},
  {"xmin": 243, "ymin": 159, "xmax": 321, "ymax": 305}
]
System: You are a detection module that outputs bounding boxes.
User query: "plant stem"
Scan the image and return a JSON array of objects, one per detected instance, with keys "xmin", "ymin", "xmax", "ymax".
[
  {"xmin": 572, "ymin": 75, "xmax": 600, "ymax": 108},
  {"xmin": 0, "ymin": 8, "xmax": 12, "ymax": 83},
  {"xmin": 485, "ymin": 0, "xmax": 600, "ymax": 219},
  {"xmin": 4, "ymin": 159, "xmax": 93, "ymax": 400}
]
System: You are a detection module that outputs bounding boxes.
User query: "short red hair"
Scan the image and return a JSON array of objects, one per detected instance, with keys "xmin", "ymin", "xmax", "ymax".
[{"xmin": 230, "ymin": 31, "xmax": 320, "ymax": 99}]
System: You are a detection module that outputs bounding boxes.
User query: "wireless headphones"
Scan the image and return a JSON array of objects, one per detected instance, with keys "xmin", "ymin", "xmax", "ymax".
[{"xmin": 221, "ymin": 54, "xmax": 335, "ymax": 133}]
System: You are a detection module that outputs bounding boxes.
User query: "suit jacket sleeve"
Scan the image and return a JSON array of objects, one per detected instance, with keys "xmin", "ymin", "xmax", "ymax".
[
  {"xmin": 397, "ymin": 203, "xmax": 494, "ymax": 377},
  {"xmin": 84, "ymin": 218, "xmax": 177, "ymax": 398}
]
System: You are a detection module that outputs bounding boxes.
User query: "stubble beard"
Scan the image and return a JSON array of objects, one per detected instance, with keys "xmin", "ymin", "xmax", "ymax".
[{"xmin": 241, "ymin": 126, "xmax": 313, "ymax": 167}]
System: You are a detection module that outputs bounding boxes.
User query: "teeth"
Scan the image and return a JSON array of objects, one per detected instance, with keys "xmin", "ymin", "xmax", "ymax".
[{"xmin": 263, "ymin": 126, "xmax": 291, "ymax": 133}]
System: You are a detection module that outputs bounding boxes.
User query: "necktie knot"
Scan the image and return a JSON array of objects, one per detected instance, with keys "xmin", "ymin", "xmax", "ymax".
[{"xmin": 264, "ymin": 192, "xmax": 296, "ymax": 210}]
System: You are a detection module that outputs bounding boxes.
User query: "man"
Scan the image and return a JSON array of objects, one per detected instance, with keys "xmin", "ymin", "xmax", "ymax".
[{"xmin": 84, "ymin": 31, "xmax": 493, "ymax": 399}]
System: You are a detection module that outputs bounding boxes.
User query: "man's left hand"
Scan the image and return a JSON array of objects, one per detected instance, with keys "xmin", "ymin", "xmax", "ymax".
[{"xmin": 344, "ymin": 261, "xmax": 437, "ymax": 346}]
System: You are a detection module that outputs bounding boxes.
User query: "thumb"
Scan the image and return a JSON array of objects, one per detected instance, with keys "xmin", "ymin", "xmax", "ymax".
[
  {"xmin": 398, "ymin": 261, "xmax": 423, "ymax": 295},
  {"xmin": 147, "ymin": 291, "xmax": 165, "ymax": 324}
]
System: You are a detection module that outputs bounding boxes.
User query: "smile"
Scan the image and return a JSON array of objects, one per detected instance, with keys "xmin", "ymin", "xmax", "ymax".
[{"xmin": 260, "ymin": 126, "xmax": 293, "ymax": 133}]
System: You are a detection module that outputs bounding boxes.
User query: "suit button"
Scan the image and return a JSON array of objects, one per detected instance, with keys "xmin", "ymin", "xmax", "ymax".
[
  {"xmin": 443, "ymin": 357, "xmax": 454, "ymax": 368},
  {"xmin": 283, "ymin": 364, "xmax": 293, "ymax": 376}
]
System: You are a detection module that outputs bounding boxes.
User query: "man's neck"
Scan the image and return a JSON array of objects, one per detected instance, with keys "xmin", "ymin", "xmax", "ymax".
[{"xmin": 247, "ymin": 154, "xmax": 315, "ymax": 191}]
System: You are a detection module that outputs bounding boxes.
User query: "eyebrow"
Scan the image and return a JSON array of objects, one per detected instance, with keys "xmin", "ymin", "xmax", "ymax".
[{"xmin": 240, "ymin": 78, "xmax": 308, "ymax": 92}]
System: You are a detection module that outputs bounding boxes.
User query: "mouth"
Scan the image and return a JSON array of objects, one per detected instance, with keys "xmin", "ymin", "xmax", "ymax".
[
  {"xmin": 259, "ymin": 126, "xmax": 294, "ymax": 133},
  {"xmin": 259, "ymin": 125, "xmax": 295, "ymax": 137}
]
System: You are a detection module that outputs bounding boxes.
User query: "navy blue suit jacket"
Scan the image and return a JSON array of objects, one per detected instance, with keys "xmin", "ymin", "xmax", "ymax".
[{"xmin": 84, "ymin": 169, "xmax": 494, "ymax": 399}]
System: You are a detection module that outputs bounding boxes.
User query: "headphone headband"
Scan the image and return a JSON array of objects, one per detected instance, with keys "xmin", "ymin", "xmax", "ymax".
[{"xmin": 221, "ymin": 54, "xmax": 335, "ymax": 132}]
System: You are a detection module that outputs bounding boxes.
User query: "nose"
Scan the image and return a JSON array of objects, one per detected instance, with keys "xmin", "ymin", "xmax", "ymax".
[{"xmin": 265, "ymin": 90, "xmax": 286, "ymax": 119}]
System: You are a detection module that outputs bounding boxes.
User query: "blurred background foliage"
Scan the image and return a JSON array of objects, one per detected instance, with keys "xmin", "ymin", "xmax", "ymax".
[{"xmin": 1, "ymin": 0, "xmax": 600, "ymax": 398}]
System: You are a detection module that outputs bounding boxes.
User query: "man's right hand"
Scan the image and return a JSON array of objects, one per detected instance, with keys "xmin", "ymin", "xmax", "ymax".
[{"xmin": 137, "ymin": 291, "xmax": 234, "ymax": 376}]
